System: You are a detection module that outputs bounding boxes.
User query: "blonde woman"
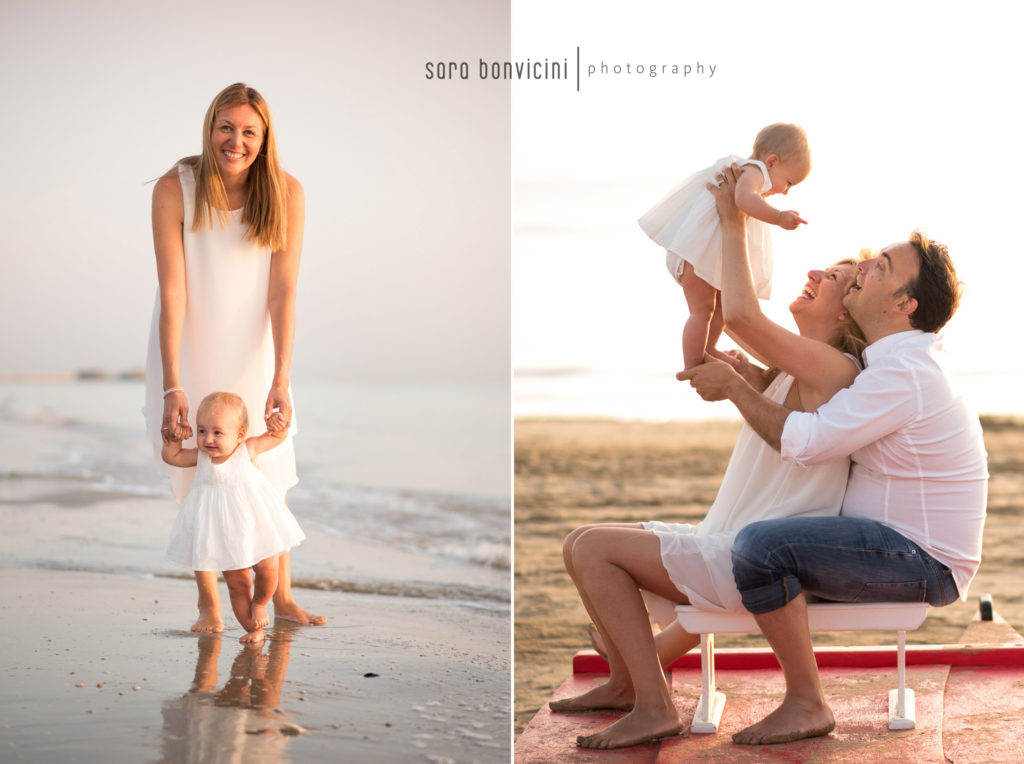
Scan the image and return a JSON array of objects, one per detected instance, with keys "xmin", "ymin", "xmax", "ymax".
[{"xmin": 145, "ymin": 83, "xmax": 324, "ymax": 632}]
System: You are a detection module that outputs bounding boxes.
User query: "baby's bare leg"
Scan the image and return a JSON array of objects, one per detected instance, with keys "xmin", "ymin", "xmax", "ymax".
[
  {"xmin": 680, "ymin": 263, "xmax": 718, "ymax": 369},
  {"xmin": 191, "ymin": 570, "xmax": 224, "ymax": 633},
  {"xmin": 251, "ymin": 555, "xmax": 280, "ymax": 631},
  {"xmin": 223, "ymin": 568, "xmax": 263, "ymax": 643}
]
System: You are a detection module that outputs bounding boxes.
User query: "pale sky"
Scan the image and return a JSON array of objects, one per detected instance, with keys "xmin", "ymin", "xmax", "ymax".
[
  {"xmin": 1, "ymin": 0, "xmax": 509, "ymax": 383},
  {"xmin": 4, "ymin": 0, "xmax": 1021, "ymax": 389},
  {"xmin": 512, "ymin": 0, "xmax": 1024, "ymax": 378}
]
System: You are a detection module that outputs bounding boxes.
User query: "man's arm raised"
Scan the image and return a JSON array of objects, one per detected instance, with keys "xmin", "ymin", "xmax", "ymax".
[{"xmin": 676, "ymin": 357, "xmax": 791, "ymax": 451}]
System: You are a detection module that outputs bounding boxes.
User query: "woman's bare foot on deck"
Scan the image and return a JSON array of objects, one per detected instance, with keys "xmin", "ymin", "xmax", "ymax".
[
  {"xmin": 549, "ymin": 679, "xmax": 635, "ymax": 712},
  {"xmin": 732, "ymin": 697, "xmax": 835, "ymax": 745},
  {"xmin": 576, "ymin": 706, "xmax": 683, "ymax": 749},
  {"xmin": 240, "ymin": 627, "xmax": 266, "ymax": 644},
  {"xmin": 251, "ymin": 603, "xmax": 270, "ymax": 630},
  {"xmin": 273, "ymin": 600, "xmax": 326, "ymax": 626},
  {"xmin": 191, "ymin": 608, "xmax": 224, "ymax": 633}
]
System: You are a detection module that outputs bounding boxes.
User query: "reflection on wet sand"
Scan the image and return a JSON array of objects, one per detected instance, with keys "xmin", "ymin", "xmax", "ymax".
[{"xmin": 159, "ymin": 621, "xmax": 304, "ymax": 763}]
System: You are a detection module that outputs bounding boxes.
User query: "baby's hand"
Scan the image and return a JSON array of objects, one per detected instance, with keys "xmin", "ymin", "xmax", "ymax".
[
  {"xmin": 778, "ymin": 210, "xmax": 807, "ymax": 230},
  {"xmin": 265, "ymin": 410, "xmax": 289, "ymax": 433}
]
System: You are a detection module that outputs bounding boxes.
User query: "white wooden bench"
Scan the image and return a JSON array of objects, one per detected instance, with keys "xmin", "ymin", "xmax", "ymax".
[{"xmin": 674, "ymin": 602, "xmax": 929, "ymax": 733}]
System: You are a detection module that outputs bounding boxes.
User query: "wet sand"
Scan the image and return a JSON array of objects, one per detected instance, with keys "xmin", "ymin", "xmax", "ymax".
[
  {"xmin": 0, "ymin": 483, "xmax": 509, "ymax": 762},
  {"xmin": 513, "ymin": 416, "xmax": 1024, "ymax": 736}
]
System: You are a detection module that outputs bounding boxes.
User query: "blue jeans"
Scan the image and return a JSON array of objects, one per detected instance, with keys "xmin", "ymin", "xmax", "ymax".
[{"xmin": 731, "ymin": 517, "xmax": 959, "ymax": 615}]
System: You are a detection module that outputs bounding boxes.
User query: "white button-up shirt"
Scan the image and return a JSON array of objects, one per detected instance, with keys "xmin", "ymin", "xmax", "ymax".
[{"xmin": 781, "ymin": 330, "xmax": 988, "ymax": 599}]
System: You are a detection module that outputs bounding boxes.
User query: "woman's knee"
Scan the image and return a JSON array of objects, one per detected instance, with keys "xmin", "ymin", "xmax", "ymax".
[
  {"xmin": 563, "ymin": 524, "xmax": 601, "ymax": 568},
  {"xmin": 568, "ymin": 527, "xmax": 612, "ymax": 573}
]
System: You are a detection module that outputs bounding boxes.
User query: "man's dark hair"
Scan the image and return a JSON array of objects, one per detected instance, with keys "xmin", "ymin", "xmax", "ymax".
[{"xmin": 902, "ymin": 231, "xmax": 962, "ymax": 333}]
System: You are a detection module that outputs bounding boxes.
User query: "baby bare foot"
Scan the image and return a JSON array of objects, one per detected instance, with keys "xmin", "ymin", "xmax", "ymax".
[
  {"xmin": 240, "ymin": 627, "xmax": 266, "ymax": 644},
  {"xmin": 191, "ymin": 609, "xmax": 224, "ymax": 634},
  {"xmin": 576, "ymin": 707, "xmax": 683, "ymax": 750},
  {"xmin": 251, "ymin": 603, "xmax": 270, "ymax": 630},
  {"xmin": 274, "ymin": 601, "xmax": 326, "ymax": 626},
  {"xmin": 549, "ymin": 680, "xmax": 634, "ymax": 712},
  {"xmin": 732, "ymin": 697, "xmax": 835, "ymax": 745}
]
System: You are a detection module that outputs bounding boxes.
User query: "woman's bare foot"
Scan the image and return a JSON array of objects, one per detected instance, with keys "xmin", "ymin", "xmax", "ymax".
[
  {"xmin": 191, "ymin": 608, "xmax": 224, "ymax": 634},
  {"xmin": 251, "ymin": 603, "xmax": 270, "ymax": 630},
  {"xmin": 576, "ymin": 706, "xmax": 683, "ymax": 750},
  {"xmin": 240, "ymin": 627, "xmax": 266, "ymax": 644},
  {"xmin": 273, "ymin": 600, "xmax": 326, "ymax": 626},
  {"xmin": 732, "ymin": 697, "xmax": 835, "ymax": 745},
  {"xmin": 549, "ymin": 679, "xmax": 635, "ymax": 713}
]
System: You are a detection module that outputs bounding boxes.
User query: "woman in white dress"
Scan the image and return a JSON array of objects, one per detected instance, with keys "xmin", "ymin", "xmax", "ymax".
[
  {"xmin": 561, "ymin": 165, "xmax": 867, "ymax": 750},
  {"xmin": 146, "ymin": 83, "xmax": 323, "ymax": 633}
]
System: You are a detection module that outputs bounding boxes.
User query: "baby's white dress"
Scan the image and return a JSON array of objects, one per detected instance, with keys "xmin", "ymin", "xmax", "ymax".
[
  {"xmin": 166, "ymin": 446, "xmax": 306, "ymax": 572},
  {"xmin": 643, "ymin": 368, "xmax": 857, "ymax": 611},
  {"xmin": 639, "ymin": 155, "xmax": 775, "ymax": 298}
]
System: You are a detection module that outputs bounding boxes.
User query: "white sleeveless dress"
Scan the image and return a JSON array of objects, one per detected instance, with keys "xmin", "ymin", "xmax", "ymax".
[
  {"xmin": 644, "ymin": 370, "xmax": 855, "ymax": 611},
  {"xmin": 639, "ymin": 155, "xmax": 775, "ymax": 299},
  {"xmin": 144, "ymin": 164, "xmax": 298, "ymax": 503},
  {"xmin": 166, "ymin": 446, "xmax": 305, "ymax": 572}
]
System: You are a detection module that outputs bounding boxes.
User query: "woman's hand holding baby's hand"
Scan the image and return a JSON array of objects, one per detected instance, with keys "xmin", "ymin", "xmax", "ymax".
[
  {"xmin": 265, "ymin": 385, "xmax": 292, "ymax": 430},
  {"xmin": 265, "ymin": 410, "xmax": 289, "ymax": 433},
  {"xmin": 778, "ymin": 210, "xmax": 807, "ymax": 230},
  {"xmin": 162, "ymin": 390, "xmax": 193, "ymax": 442}
]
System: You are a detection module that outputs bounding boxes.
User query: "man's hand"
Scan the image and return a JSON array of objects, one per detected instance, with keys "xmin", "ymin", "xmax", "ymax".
[{"xmin": 676, "ymin": 356, "xmax": 743, "ymax": 401}]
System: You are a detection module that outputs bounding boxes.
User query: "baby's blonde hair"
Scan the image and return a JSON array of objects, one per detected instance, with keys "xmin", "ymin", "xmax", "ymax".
[
  {"xmin": 753, "ymin": 123, "xmax": 810, "ymax": 165},
  {"xmin": 196, "ymin": 392, "xmax": 249, "ymax": 434}
]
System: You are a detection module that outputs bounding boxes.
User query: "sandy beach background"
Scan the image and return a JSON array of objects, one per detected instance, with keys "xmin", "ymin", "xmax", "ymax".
[
  {"xmin": 513, "ymin": 416, "xmax": 1024, "ymax": 736},
  {"xmin": 0, "ymin": 379, "xmax": 510, "ymax": 762}
]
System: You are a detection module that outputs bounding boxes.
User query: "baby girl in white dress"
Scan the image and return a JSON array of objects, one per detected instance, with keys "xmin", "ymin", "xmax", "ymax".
[
  {"xmin": 639, "ymin": 123, "xmax": 811, "ymax": 368},
  {"xmin": 163, "ymin": 392, "xmax": 305, "ymax": 643}
]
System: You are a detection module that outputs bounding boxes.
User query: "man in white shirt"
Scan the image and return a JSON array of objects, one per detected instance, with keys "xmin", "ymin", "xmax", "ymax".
[{"xmin": 679, "ymin": 187, "xmax": 987, "ymax": 744}]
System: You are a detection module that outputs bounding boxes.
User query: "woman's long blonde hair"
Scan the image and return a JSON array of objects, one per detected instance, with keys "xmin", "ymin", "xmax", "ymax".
[{"xmin": 179, "ymin": 83, "xmax": 288, "ymax": 251}]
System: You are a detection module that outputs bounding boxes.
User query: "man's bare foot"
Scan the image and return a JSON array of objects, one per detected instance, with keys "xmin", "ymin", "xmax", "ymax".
[
  {"xmin": 274, "ymin": 601, "xmax": 326, "ymax": 626},
  {"xmin": 240, "ymin": 627, "xmax": 266, "ymax": 644},
  {"xmin": 549, "ymin": 680, "xmax": 634, "ymax": 713},
  {"xmin": 251, "ymin": 603, "xmax": 270, "ymax": 630},
  {"xmin": 576, "ymin": 707, "xmax": 683, "ymax": 750},
  {"xmin": 191, "ymin": 609, "xmax": 224, "ymax": 634},
  {"xmin": 732, "ymin": 697, "xmax": 835, "ymax": 745}
]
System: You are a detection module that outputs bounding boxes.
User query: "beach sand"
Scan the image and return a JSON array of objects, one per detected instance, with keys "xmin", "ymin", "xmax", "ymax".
[
  {"xmin": 0, "ymin": 481, "xmax": 510, "ymax": 762},
  {"xmin": 513, "ymin": 416, "xmax": 1024, "ymax": 736}
]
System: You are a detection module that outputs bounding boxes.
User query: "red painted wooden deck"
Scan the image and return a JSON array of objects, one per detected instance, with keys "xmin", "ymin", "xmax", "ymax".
[{"xmin": 516, "ymin": 616, "xmax": 1024, "ymax": 762}]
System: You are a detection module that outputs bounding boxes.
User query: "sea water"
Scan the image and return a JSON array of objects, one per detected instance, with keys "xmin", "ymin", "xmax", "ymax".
[{"xmin": 0, "ymin": 378, "xmax": 510, "ymax": 606}]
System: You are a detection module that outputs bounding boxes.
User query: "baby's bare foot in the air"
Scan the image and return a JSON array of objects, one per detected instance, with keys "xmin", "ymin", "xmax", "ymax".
[{"xmin": 251, "ymin": 603, "xmax": 270, "ymax": 630}]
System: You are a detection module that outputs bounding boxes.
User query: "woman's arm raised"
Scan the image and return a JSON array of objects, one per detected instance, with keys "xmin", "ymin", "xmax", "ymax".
[
  {"xmin": 265, "ymin": 173, "xmax": 305, "ymax": 427},
  {"xmin": 712, "ymin": 165, "xmax": 857, "ymax": 405},
  {"xmin": 152, "ymin": 170, "xmax": 192, "ymax": 441}
]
